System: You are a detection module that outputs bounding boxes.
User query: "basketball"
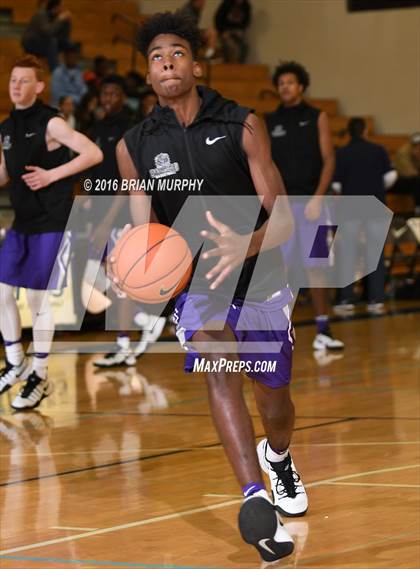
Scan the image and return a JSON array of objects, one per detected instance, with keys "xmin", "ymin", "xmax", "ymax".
[{"xmin": 109, "ymin": 223, "xmax": 193, "ymax": 303}]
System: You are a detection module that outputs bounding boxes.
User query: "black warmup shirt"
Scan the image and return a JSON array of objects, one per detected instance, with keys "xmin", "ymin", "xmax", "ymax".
[
  {"xmin": 334, "ymin": 138, "xmax": 392, "ymax": 203},
  {"xmin": 0, "ymin": 100, "xmax": 72, "ymax": 234},
  {"xmin": 266, "ymin": 101, "xmax": 323, "ymax": 195},
  {"xmin": 124, "ymin": 86, "xmax": 287, "ymax": 300}
]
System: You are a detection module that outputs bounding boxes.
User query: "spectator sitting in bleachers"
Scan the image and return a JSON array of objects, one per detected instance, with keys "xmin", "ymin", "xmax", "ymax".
[
  {"xmin": 215, "ymin": 0, "xmax": 251, "ymax": 63},
  {"xmin": 50, "ymin": 45, "xmax": 87, "ymax": 107},
  {"xmin": 75, "ymin": 91, "xmax": 100, "ymax": 135},
  {"xmin": 179, "ymin": 0, "xmax": 218, "ymax": 59},
  {"xmin": 83, "ymin": 56, "xmax": 112, "ymax": 92},
  {"xmin": 392, "ymin": 132, "xmax": 420, "ymax": 216},
  {"xmin": 21, "ymin": 0, "xmax": 72, "ymax": 71}
]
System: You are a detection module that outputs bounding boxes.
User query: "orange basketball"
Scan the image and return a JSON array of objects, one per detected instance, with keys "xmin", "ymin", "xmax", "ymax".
[{"xmin": 110, "ymin": 224, "xmax": 193, "ymax": 303}]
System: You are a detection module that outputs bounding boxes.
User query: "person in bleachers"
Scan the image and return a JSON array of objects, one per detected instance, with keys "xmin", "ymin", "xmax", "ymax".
[
  {"xmin": 50, "ymin": 45, "xmax": 87, "ymax": 107},
  {"xmin": 392, "ymin": 132, "xmax": 420, "ymax": 216},
  {"xmin": 75, "ymin": 91, "xmax": 100, "ymax": 135},
  {"xmin": 332, "ymin": 118, "xmax": 397, "ymax": 316},
  {"xmin": 215, "ymin": 0, "xmax": 252, "ymax": 63},
  {"xmin": 21, "ymin": 0, "xmax": 72, "ymax": 71},
  {"xmin": 179, "ymin": 0, "xmax": 218, "ymax": 59},
  {"xmin": 83, "ymin": 56, "xmax": 112, "ymax": 92}
]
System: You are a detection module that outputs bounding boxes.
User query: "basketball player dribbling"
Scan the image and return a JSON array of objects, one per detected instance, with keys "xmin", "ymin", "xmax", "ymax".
[
  {"xmin": 0, "ymin": 55, "xmax": 103, "ymax": 409},
  {"xmin": 111, "ymin": 12, "xmax": 308, "ymax": 562}
]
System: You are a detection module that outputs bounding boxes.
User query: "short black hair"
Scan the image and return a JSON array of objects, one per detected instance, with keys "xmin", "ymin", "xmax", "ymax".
[
  {"xmin": 348, "ymin": 117, "xmax": 366, "ymax": 139},
  {"xmin": 100, "ymin": 74, "xmax": 127, "ymax": 94},
  {"xmin": 136, "ymin": 11, "xmax": 202, "ymax": 59},
  {"xmin": 46, "ymin": 0, "xmax": 61, "ymax": 12},
  {"xmin": 272, "ymin": 61, "xmax": 310, "ymax": 91}
]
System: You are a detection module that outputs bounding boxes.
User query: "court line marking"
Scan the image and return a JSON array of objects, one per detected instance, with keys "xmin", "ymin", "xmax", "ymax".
[
  {"xmin": 0, "ymin": 499, "xmax": 241, "ymax": 555},
  {"xmin": 1, "ymin": 463, "xmax": 418, "ymax": 556},
  {"xmin": 1, "ymin": 440, "xmax": 418, "ymax": 457},
  {"xmin": 327, "ymin": 482, "xmax": 420, "ymax": 489},
  {"xmin": 50, "ymin": 526, "xmax": 99, "ymax": 532},
  {"xmin": 0, "ymin": 556, "xmax": 224, "ymax": 569},
  {"xmin": 0, "ymin": 419, "xmax": 354, "ymax": 487},
  {"xmin": 277, "ymin": 531, "xmax": 419, "ymax": 568}
]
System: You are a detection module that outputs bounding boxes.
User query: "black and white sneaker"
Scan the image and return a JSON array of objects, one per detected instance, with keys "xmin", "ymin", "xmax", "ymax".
[
  {"xmin": 312, "ymin": 332, "xmax": 344, "ymax": 351},
  {"xmin": 238, "ymin": 492, "xmax": 294, "ymax": 562},
  {"xmin": 93, "ymin": 336, "xmax": 136, "ymax": 368},
  {"xmin": 11, "ymin": 372, "xmax": 53, "ymax": 410},
  {"xmin": 0, "ymin": 358, "xmax": 30, "ymax": 395},
  {"xmin": 257, "ymin": 439, "xmax": 308, "ymax": 517}
]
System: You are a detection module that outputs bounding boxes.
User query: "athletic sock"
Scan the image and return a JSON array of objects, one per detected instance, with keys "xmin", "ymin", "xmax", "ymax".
[
  {"xmin": 32, "ymin": 353, "xmax": 48, "ymax": 380},
  {"xmin": 315, "ymin": 315, "xmax": 330, "ymax": 335},
  {"xmin": 242, "ymin": 482, "xmax": 266, "ymax": 498},
  {"xmin": 266, "ymin": 442, "xmax": 289, "ymax": 463},
  {"xmin": 5, "ymin": 340, "xmax": 24, "ymax": 366}
]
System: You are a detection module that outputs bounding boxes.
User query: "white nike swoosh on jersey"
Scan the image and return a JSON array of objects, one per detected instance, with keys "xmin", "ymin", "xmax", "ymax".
[
  {"xmin": 299, "ymin": 121, "xmax": 309, "ymax": 126},
  {"xmin": 258, "ymin": 538, "xmax": 276, "ymax": 555},
  {"xmin": 25, "ymin": 132, "xmax": 37, "ymax": 138},
  {"xmin": 206, "ymin": 135, "xmax": 227, "ymax": 145}
]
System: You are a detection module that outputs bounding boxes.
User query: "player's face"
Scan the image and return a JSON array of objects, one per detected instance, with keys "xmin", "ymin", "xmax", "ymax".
[
  {"xmin": 9, "ymin": 67, "xmax": 44, "ymax": 108},
  {"xmin": 100, "ymin": 84, "xmax": 125, "ymax": 116},
  {"xmin": 146, "ymin": 34, "xmax": 202, "ymax": 100},
  {"xmin": 277, "ymin": 73, "xmax": 304, "ymax": 106}
]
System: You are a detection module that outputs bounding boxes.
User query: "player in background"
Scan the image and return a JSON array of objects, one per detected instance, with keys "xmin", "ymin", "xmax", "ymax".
[
  {"xmin": 0, "ymin": 55, "xmax": 102, "ymax": 409},
  {"xmin": 266, "ymin": 62, "xmax": 344, "ymax": 351},
  {"xmin": 82, "ymin": 74, "xmax": 166, "ymax": 368}
]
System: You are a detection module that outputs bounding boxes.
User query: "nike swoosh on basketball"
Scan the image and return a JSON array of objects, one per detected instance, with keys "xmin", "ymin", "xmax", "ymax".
[
  {"xmin": 160, "ymin": 281, "xmax": 180, "ymax": 296},
  {"xmin": 258, "ymin": 538, "xmax": 276, "ymax": 556},
  {"xmin": 206, "ymin": 136, "xmax": 226, "ymax": 145},
  {"xmin": 25, "ymin": 132, "xmax": 36, "ymax": 138}
]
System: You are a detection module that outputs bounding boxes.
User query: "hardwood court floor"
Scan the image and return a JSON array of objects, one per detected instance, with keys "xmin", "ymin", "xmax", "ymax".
[{"xmin": 0, "ymin": 308, "xmax": 419, "ymax": 569}]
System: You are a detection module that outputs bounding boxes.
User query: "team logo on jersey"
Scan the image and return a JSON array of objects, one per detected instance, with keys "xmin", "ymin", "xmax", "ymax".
[
  {"xmin": 1, "ymin": 134, "xmax": 12, "ymax": 150},
  {"xmin": 271, "ymin": 124, "xmax": 286, "ymax": 138},
  {"xmin": 149, "ymin": 153, "xmax": 180, "ymax": 179}
]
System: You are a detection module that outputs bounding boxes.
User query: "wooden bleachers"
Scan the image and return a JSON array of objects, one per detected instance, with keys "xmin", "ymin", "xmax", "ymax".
[{"xmin": 0, "ymin": 0, "xmax": 412, "ymax": 214}]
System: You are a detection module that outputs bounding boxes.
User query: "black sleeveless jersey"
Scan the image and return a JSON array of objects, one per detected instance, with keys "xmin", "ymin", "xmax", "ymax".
[
  {"xmin": 124, "ymin": 86, "xmax": 287, "ymax": 300},
  {"xmin": 0, "ymin": 99, "xmax": 73, "ymax": 234},
  {"xmin": 266, "ymin": 101, "xmax": 322, "ymax": 195}
]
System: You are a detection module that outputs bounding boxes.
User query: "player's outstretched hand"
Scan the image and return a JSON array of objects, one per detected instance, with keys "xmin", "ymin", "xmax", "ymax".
[
  {"xmin": 201, "ymin": 210, "xmax": 249, "ymax": 290},
  {"xmin": 22, "ymin": 166, "xmax": 53, "ymax": 191},
  {"xmin": 106, "ymin": 224, "xmax": 132, "ymax": 298}
]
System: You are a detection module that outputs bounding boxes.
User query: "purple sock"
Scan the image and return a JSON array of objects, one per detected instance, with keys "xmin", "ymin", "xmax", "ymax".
[
  {"xmin": 4, "ymin": 339, "xmax": 22, "ymax": 347},
  {"xmin": 316, "ymin": 315, "xmax": 329, "ymax": 335},
  {"xmin": 242, "ymin": 482, "xmax": 265, "ymax": 498}
]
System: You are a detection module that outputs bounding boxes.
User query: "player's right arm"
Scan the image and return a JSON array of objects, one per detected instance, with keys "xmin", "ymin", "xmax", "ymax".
[
  {"xmin": 0, "ymin": 147, "xmax": 9, "ymax": 187},
  {"xmin": 116, "ymin": 138, "xmax": 157, "ymax": 225}
]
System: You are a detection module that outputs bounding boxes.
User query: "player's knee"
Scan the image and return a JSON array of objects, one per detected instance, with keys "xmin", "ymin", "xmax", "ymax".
[{"xmin": 205, "ymin": 367, "xmax": 242, "ymax": 395}]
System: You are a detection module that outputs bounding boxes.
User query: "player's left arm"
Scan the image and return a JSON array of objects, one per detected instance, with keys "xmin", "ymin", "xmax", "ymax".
[
  {"xmin": 22, "ymin": 117, "xmax": 103, "ymax": 191},
  {"xmin": 202, "ymin": 113, "xmax": 294, "ymax": 290},
  {"xmin": 304, "ymin": 111, "xmax": 335, "ymax": 220}
]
